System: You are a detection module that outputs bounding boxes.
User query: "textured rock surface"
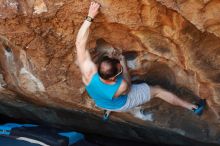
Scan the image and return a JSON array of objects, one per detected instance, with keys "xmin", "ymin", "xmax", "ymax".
[
  {"xmin": 0, "ymin": 0, "xmax": 220, "ymax": 145},
  {"xmin": 156, "ymin": 0, "xmax": 220, "ymax": 38}
]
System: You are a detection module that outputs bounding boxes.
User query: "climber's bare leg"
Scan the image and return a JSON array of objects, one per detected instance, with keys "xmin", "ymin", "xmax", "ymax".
[{"xmin": 150, "ymin": 86, "xmax": 197, "ymax": 110}]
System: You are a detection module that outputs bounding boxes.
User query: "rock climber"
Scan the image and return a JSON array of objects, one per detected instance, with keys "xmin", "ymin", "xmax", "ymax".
[{"xmin": 75, "ymin": 1, "xmax": 205, "ymax": 118}]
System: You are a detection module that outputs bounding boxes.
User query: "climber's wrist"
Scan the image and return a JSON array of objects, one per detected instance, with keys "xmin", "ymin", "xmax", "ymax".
[{"xmin": 85, "ymin": 15, "xmax": 94, "ymax": 22}]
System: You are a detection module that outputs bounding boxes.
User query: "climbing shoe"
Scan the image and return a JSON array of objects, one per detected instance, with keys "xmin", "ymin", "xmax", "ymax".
[
  {"xmin": 192, "ymin": 99, "xmax": 206, "ymax": 116},
  {"xmin": 103, "ymin": 110, "xmax": 111, "ymax": 121}
]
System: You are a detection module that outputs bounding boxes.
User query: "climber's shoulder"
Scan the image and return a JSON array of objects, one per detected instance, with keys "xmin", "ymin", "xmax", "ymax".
[{"xmin": 81, "ymin": 60, "xmax": 97, "ymax": 85}]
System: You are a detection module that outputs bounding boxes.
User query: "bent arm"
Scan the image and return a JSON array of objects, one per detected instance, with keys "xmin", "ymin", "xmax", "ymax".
[
  {"xmin": 120, "ymin": 56, "xmax": 131, "ymax": 94},
  {"xmin": 113, "ymin": 57, "xmax": 131, "ymax": 98}
]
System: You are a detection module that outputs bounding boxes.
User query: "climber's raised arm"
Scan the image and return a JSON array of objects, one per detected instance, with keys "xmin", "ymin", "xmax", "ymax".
[{"xmin": 75, "ymin": 1, "xmax": 100, "ymax": 84}]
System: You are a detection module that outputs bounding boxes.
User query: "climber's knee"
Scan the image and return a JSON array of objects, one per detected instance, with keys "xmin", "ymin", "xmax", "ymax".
[{"xmin": 149, "ymin": 85, "xmax": 161, "ymax": 98}]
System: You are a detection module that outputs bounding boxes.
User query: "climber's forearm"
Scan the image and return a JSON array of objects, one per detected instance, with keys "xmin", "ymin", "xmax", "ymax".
[
  {"xmin": 75, "ymin": 1, "xmax": 100, "ymax": 61},
  {"xmin": 122, "ymin": 68, "xmax": 131, "ymax": 86},
  {"xmin": 75, "ymin": 20, "xmax": 91, "ymax": 55},
  {"xmin": 120, "ymin": 57, "xmax": 131, "ymax": 86}
]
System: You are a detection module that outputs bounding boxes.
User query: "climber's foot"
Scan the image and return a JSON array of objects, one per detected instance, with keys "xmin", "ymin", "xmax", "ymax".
[{"xmin": 192, "ymin": 99, "xmax": 206, "ymax": 116}]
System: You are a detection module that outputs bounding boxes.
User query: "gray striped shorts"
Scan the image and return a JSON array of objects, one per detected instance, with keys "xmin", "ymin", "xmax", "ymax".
[{"xmin": 112, "ymin": 83, "xmax": 151, "ymax": 112}]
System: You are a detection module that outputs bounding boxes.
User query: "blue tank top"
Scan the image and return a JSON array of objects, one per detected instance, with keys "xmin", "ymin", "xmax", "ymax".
[{"xmin": 85, "ymin": 72, "xmax": 127, "ymax": 110}]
